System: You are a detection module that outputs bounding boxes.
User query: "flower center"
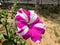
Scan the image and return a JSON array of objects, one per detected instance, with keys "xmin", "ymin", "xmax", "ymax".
[{"xmin": 27, "ymin": 24, "xmax": 30, "ymax": 27}]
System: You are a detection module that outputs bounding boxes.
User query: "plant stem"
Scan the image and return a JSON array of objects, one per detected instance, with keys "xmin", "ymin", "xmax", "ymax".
[{"xmin": 5, "ymin": 18, "xmax": 9, "ymax": 39}]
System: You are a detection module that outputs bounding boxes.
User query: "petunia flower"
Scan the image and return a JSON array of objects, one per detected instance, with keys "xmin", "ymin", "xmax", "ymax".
[{"xmin": 15, "ymin": 8, "xmax": 45, "ymax": 43}]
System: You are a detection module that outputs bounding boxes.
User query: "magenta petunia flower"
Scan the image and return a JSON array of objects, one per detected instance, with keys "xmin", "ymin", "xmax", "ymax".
[{"xmin": 15, "ymin": 8, "xmax": 45, "ymax": 43}]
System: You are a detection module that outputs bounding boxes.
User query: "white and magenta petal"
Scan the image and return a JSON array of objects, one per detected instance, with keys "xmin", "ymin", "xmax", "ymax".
[
  {"xmin": 34, "ymin": 23, "xmax": 45, "ymax": 29},
  {"xmin": 15, "ymin": 8, "xmax": 28, "ymax": 22},
  {"xmin": 28, "ymin": 10, "xmax": 38, "ymax": 24},
  {"xmin": 16, "ymin": 25, "xmax": 29, "ymax": 38}
]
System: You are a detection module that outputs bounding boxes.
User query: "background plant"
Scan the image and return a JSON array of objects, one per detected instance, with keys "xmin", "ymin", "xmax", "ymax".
[{"xmin": 0, "ymin": 0, "xmax": 26, "ymax": 45}]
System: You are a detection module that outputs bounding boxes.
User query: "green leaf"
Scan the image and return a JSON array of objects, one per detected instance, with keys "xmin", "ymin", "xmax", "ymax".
[
  {"xmin": 3, "ymin": 34, "xmax": 8, "ymax": 39},
  {"xmin": 0, "ymin": 21, "xmax": 2, "ymax": 24},
  {"xmin": 1, "ymin": 10, "xmax": 8, "ymax": 18},
  {"xmin": 0, "ymin": 24, "xmax": 3, "ymax": 28},
  {"xmin": 0, "ymin": 33, "xmax": 4, "ymax": 39},
  {"xmin": 2, "ymin": 40, "xmax": 15, "ymax": 45}
]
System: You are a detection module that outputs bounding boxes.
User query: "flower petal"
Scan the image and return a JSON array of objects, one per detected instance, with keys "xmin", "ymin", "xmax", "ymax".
[{"xmin": 28, "ymin": 10, "xmax": 38, "ymax": 24}]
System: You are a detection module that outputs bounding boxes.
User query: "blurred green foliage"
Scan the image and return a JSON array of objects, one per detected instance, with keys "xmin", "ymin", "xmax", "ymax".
[
  {"xmin": 0, "ymin": 33, "xmax": 4, "ymax": 40},
  {"xmin": 1, "ymin": 3, "xmax": 60, "ymax": 17},
  {"xmin": 0, "ymin": 0, "xmax": 26, "ymax": 45}
]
